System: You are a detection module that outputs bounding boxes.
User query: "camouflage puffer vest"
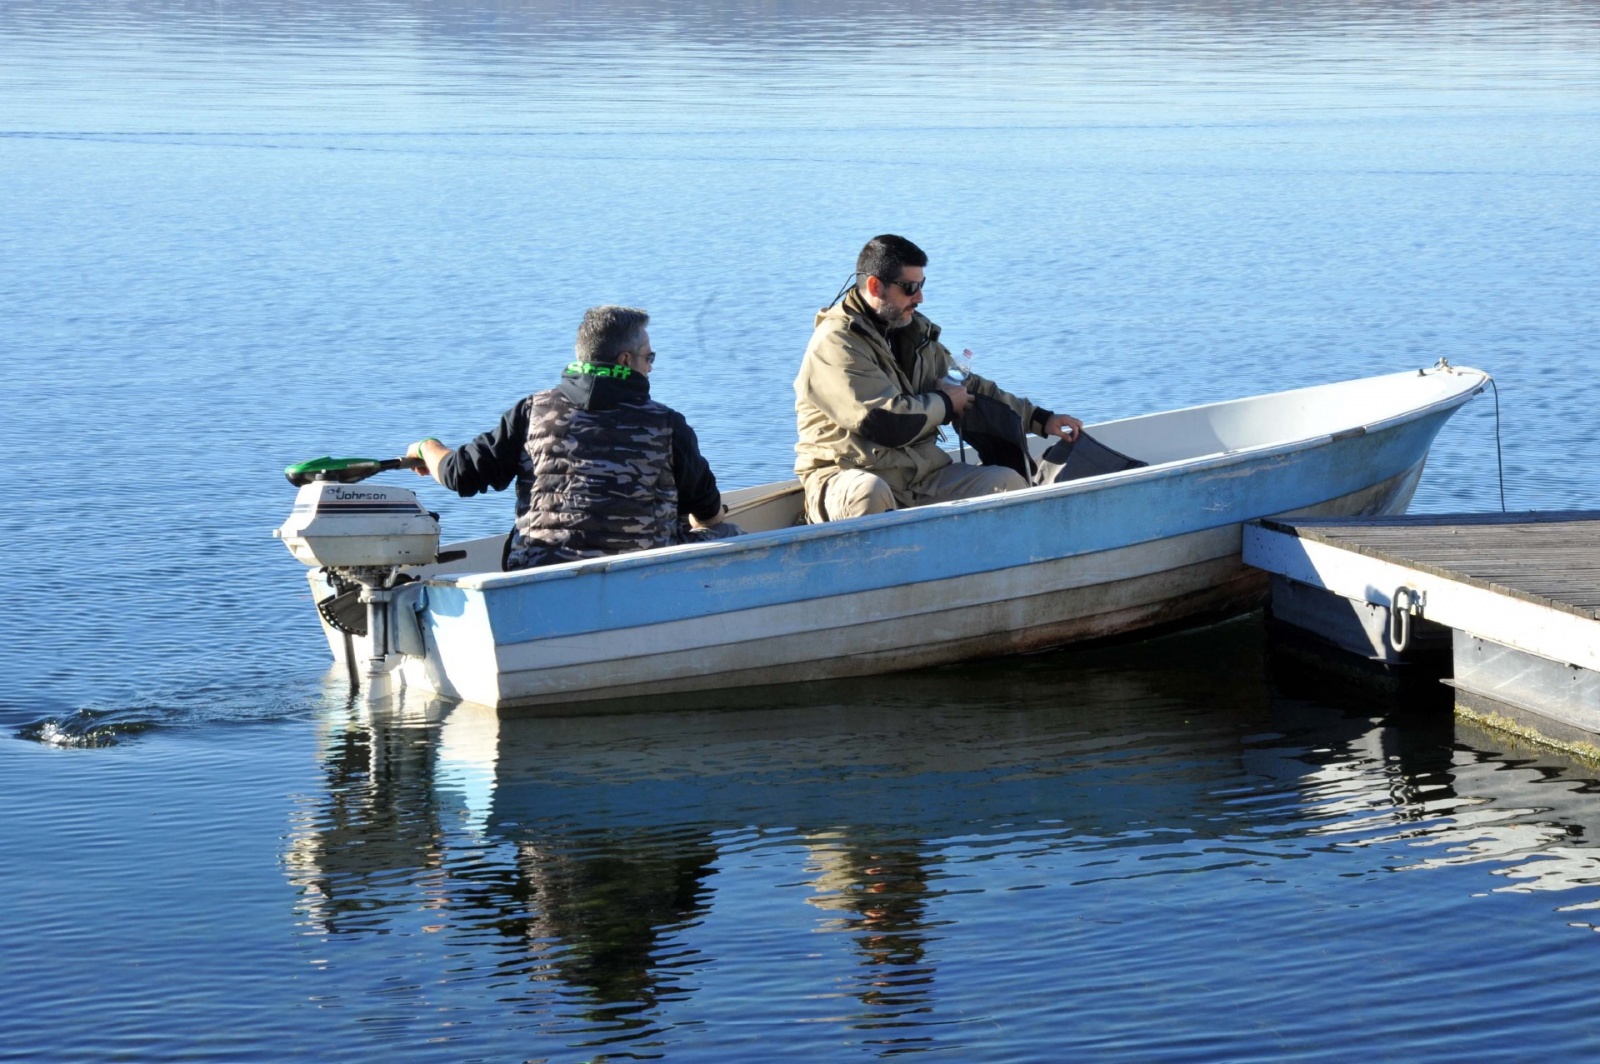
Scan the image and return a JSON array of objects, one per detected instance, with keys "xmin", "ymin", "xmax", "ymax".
[{"xmin": 506, "ymin": 386, "xmax": 680, "ymax": 569}]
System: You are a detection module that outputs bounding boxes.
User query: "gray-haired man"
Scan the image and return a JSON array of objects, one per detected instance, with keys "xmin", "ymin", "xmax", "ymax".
[{"xmin": 407, "ymin": 306, "xmax": 739, "ymax": 570}]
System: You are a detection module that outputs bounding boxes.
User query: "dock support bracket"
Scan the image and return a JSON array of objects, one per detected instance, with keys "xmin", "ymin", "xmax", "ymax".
[{"xmin": 1390, "ymin": 586, "xmax": 1426, "ymax": 653}]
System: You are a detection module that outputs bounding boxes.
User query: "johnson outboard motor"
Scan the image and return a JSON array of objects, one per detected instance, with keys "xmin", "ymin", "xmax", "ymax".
[{"xmin": 275, "ymin": 456, "xmax": 442, "ymax": 688}]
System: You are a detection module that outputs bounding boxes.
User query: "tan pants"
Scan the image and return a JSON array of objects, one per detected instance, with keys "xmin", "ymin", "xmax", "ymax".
[{"xmin": 807, "ymin": 463, "xmax": 1027, "ymax": 523}]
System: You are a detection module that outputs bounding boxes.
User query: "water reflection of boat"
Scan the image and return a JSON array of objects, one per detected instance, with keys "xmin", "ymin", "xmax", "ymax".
[
  {"xmin": 285, "ymin": 626, "xmax": 1283, "ymax": 1025},
  {"xmin": 282, "ymin": 626, "xmax": 1600, "ymax": 1041},
  {"xmin": 301, "ymin": 366, "xmax": 1484, "ymax": 709}
]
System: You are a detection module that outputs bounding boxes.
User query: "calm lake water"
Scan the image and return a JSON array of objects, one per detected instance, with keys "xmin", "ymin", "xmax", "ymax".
[{"xmin": 4, "ymin": 1, "xmax": 1600, "ymax": 1059}]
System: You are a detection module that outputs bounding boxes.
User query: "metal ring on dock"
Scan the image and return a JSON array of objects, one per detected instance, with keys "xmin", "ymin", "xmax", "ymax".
[{"xmin": 1390, "ymin": 586, "xmax": 1419, "ymax": 653}]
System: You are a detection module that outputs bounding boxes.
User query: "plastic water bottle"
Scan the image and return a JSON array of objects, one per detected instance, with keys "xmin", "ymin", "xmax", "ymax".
[{"xmin": 944, "ymin": 348, "xmax": 975, "ymax": 386}]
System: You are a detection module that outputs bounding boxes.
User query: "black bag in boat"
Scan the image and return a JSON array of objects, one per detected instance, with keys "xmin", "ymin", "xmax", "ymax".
[
  {"xmin": 1033, "ymin": 432, "xmax": 1147, "ymax": 483},
  {"xmin": 952, "ymin": 393, "xmax": 1032, "ymax": 480},
  {"xmin": 954, "ymin": 392, "xmax": 1146, "ymax": 484}
]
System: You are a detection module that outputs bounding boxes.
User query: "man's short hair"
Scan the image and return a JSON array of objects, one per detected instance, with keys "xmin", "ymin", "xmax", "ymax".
[
  {"xmin": 856, "ymin": 234, "xmax": 928, "ymax": 287},
  {"xmin": 575, "ymin": 306, "xmax": 650, "ymax": 363}
]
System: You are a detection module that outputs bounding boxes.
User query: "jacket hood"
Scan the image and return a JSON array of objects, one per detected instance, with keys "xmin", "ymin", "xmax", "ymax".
[
  {"xmin": 558, "ymin": 361, "xmax": 652, "ymax": 410},
  {"xmin": 816, "ymin": 289, "xmax": 940, "ymax": 346}
]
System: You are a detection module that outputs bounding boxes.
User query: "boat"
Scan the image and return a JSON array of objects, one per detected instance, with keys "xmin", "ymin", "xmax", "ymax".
[{"xmin": 278, "ymin": 362, "xmax": 1488, "ymax": 711}]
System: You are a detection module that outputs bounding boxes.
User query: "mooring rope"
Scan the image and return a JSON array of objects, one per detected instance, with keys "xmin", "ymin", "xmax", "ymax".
[{"xmin": 1487, "ymin": 374, "xmax": 1506, "ymax": 512}]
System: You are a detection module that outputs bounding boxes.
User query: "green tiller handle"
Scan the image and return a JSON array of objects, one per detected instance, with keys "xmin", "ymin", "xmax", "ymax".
[{"xmin": 284, "ymin": 455, "xmax": 425, "ymax": 486}]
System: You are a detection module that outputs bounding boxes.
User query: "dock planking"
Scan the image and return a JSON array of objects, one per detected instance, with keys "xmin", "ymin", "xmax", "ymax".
[
  {"xmin": 1246, "ymin": 511, "xmax": 1600, "ymax": 753},
  {"xmin": 1255, "ymin": 512, "xmax": 1600, "ymax": 617}
]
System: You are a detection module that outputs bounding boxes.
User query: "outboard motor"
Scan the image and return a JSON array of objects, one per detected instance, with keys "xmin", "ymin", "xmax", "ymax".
[{"xmin": 274, "ymin": 456, "xmax": 441, "ymax": 688}]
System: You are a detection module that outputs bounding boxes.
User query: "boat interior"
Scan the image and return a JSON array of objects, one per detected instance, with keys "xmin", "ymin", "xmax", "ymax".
[{"xmin": 408, "ymin": 367, "xmax": 1483, "ymax": 579}]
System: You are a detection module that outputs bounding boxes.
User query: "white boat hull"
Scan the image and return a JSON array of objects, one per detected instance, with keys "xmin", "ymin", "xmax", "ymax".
[{"xmin": 305, "ymin": 366, "xmax": 1485, "ymax": 711}]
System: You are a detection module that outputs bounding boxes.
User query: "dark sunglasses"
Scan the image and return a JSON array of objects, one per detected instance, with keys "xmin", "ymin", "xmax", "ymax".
[{"xmin": 881, "ymin": 277, "xmax": 924, "ymax": 296}]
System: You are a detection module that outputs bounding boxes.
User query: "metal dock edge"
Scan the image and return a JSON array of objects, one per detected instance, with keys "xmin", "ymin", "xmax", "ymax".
[{"xmin": 1242, "ymin": 512, "xmax": 1600, "ymax": 751}]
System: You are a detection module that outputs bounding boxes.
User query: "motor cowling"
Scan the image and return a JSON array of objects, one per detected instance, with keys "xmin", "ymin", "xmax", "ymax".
[{"xmin": 275, "ymin": 480, "xmax": 440, "ymax": 569}]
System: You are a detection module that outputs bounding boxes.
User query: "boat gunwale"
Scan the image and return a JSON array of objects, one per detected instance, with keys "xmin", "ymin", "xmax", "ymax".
[{"xmin": 431, "ymin": 365, "xmax": 1487, "ymax": 593}]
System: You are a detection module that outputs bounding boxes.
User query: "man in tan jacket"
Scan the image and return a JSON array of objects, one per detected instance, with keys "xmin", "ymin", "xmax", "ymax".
[{"xmin": 794, "ymin": 234, "xmax": 1083, "ymax": 523}]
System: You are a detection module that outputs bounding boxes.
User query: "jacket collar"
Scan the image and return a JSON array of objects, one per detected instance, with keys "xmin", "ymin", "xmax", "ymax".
[
  {"xmin": 558, "ymin": 361, "xmax": 651, "ymax": 410},
  {"xmin": 828, "ymin": 288, "xmax": 940, "ymax": 350}
]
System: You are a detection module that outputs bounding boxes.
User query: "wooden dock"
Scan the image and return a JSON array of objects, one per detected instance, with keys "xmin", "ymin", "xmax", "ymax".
[{"xmin": 1243, "ymin": 511, "xmax": 1600, "ymax": 753}]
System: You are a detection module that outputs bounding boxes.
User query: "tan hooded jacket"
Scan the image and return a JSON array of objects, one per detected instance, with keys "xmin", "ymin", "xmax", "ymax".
[{"xmin": 794, "ymin": 290, "xmax": 1048, "ymax": 508}]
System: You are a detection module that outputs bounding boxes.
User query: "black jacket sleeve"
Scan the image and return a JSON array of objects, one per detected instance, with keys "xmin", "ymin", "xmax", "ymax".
[
  {"xmin": 435, "ymin": 401, "xmax": 528, "ymax": 497},
  {"xmin": 670, "ymin": 413, "xmax": 723, "ymax": 521}
]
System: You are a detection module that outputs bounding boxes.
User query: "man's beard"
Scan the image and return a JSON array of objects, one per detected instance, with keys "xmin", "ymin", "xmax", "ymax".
[{"xmin": 875, "ymin": 302, "xmax": 913, "ymax": 331}]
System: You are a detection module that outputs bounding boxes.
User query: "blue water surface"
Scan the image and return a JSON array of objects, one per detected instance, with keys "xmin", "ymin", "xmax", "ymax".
[{"xmin": 3, "ymin": 1, "xmax": 1600, "ymax": 1060}]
